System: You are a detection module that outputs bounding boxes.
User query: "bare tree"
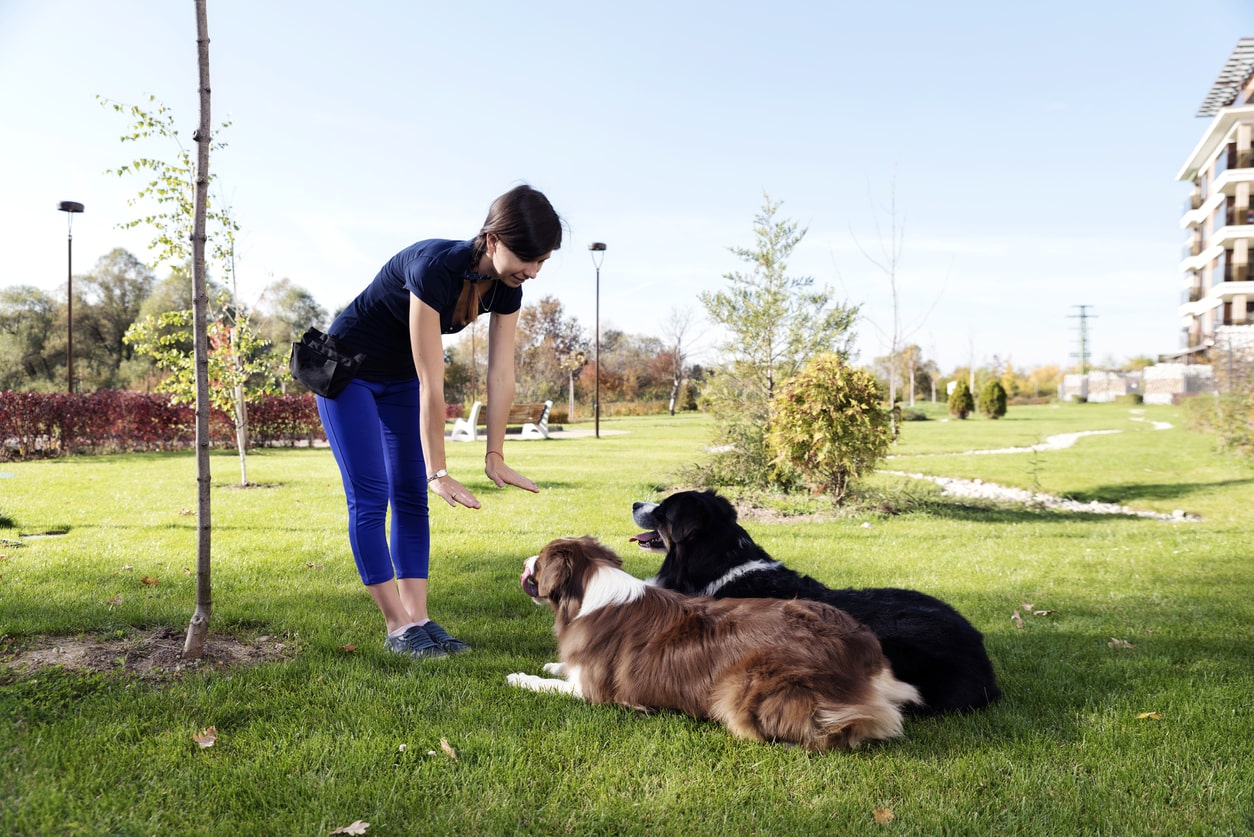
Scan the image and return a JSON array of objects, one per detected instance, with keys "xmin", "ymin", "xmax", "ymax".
[
  {"xmin": 660, "ymin": 306, "xmax": 699, "ymax": 415},
  {"xmin": 850, "ymin": 181, "xmax": 907, "ymax": 411},
  {"xmin": 850, "ymin": 178, "xmax": 943, "ymax": 426},
  {"xmin": 184, "ymin": 0, "xmax": 213, "ymax": 660}
]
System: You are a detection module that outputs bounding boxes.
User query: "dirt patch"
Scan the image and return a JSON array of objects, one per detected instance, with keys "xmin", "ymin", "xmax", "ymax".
[
  {"xmin": 3, "ymin": 625, "xmax": 295, "ymax": 678},
  {"xmin": 736, "ymin": 505, "xmax": 835, "ymax": 524}
]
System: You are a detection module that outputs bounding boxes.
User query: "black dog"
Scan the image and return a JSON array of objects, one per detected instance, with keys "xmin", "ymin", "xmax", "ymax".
[{"xmin": 631, "ymin": 490, "xmax": 1001, "ymax": 714}]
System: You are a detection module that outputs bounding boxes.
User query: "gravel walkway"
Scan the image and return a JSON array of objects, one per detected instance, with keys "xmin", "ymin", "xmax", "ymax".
[{"xmin": 884, "ymin": 417, "xmax": 1196, "ymax": 521}]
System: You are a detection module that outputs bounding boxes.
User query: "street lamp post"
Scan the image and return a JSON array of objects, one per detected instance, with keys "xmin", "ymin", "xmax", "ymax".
[
  {"xmin": 589, "ymin": 242, "xmax": 607, "ymax": 439},
  {"xmin": 57, "ymin": 201, "xmax": 84, "ymax": 393}
]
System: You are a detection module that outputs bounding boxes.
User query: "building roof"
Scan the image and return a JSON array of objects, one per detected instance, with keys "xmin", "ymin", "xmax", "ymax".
[{"xmin": 1197, "ymin": 38, "xmax": 1254, "ymax": 117}]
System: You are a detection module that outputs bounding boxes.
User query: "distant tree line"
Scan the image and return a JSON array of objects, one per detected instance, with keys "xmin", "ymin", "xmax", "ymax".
[{"xmin": 0, "ymin": 247, "xmax": 704, "ymax": 416}]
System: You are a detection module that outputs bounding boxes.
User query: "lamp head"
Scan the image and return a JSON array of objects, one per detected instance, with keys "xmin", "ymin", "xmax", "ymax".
[
  {"xmin": 588, "ymin": 242, "xmax": 607, "ymax": 251},
  {"xmin": 58, "ymin": 201, "xmax": 85, "ymax": 213}
]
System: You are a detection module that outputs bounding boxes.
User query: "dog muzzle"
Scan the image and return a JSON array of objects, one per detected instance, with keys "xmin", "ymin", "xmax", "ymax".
[{"xmin": 521, "ymin": 555, "xmax": 540, "ymax": 599}]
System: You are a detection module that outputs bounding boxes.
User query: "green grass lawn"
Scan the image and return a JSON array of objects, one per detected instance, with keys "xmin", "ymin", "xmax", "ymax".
[{"xmin": 2, "ymin": 406, "xmax": 1252, "ymax": 835}]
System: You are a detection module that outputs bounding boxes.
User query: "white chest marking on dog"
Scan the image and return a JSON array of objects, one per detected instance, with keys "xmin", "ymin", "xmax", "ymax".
[
  {"xmin": 576, "ymin": 565, "xmax": 647, "ymax": 618},
  {"xmin": 701, "ymin": 559, "xmax": 781, "ymax": 596}
]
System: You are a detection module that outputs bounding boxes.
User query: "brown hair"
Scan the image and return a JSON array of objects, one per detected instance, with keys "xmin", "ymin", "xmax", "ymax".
[{"xmin": 471, "ymin": 185, "xmax": 564, "ymax": 264}]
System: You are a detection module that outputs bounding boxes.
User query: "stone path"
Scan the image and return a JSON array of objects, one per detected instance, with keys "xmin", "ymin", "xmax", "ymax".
[{"xmin": 884, "ymin": 415, "xmax": 1196, "ymax": 521}]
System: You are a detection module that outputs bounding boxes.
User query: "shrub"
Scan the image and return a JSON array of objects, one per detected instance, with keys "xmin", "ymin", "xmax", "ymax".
[
  {"xmin": 1182, "ymin": 392, "xmax": 1254, "ymax": 457},
  {"xmin": 765, "ymin": 354, "xmax": 894, "ymax": 505},
  {"xmin": 900, "ymin": 408, "xmax": 929, "ymax": 422},
  {"xmin": 0, "ymin": 391, "xmax": 324, "ymax": 459},
  {"xmin": 948, "ymin": 380, "xmax": 974, "ymax": 419},
  {"xmin": 979, "ymin": 380, "xmax": 1008, "ymax": 419},
  {"xmin": 248, "ymin": 394, "xmax": 324, "ymax": 447}
]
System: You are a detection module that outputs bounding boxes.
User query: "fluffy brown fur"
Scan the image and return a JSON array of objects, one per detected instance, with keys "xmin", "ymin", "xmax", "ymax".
[{"xmin": 510, "ymin": 536, "xmax": 920, "ymax": 751}]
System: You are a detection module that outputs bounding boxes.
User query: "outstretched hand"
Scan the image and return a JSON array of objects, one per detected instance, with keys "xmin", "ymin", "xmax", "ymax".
[
  {"xmin": 485, "ymin": 452, "xmax": 539, "ymax": 493},
  {"xmin": 428, "ymin": 474, "xmax": 481, "ymax": 509}
]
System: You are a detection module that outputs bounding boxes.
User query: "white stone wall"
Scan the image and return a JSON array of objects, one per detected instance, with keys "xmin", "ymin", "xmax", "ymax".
[{"xmin": 1143, "ymin": 363, "xmax": 1215, "ymax": 405}]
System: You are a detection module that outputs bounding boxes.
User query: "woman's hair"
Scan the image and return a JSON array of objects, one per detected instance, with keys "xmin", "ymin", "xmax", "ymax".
[{"xmin": 471, "ymin": 185, "xmax": 564, "ymax": 264}]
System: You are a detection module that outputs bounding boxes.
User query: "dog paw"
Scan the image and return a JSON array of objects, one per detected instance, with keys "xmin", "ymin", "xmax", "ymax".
[
  {"xmin": 542, "ymin": 661, "xmax": 566, "ymax": 676},
  {"xmin": 506, "ymin": 672, "xmax": 532, "ymax": 689}
]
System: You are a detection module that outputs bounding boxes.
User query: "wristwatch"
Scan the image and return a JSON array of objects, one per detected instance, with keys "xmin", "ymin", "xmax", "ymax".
[{"xmin": 427, "ymin": 469, "xmax": 448, "ymax": 484}]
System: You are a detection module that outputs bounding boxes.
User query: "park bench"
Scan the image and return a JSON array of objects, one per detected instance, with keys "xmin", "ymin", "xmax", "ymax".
[{"xmin": 449, "ymin": 399, "xmax": 553, "ymax": 442}]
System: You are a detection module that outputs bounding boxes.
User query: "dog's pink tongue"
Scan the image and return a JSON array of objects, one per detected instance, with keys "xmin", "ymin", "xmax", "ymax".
[{"xmin": 629, "ymin": 531, "xmax": 658, "ymax": 543}]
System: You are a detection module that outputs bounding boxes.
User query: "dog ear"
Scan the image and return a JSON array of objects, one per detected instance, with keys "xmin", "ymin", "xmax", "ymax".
[
  {"xmin": 535, "ymin": 539, "xmax": 579, "ymax": 601},
  {"xmin": 657, "ymin": 492, "xmax": 709, "ymax": 544},
  {"xmin": 579, "ymin": 536, "xmax": 624, "ymax": 568},
  {"xmin": 702, "ymin": 489, "xmax": 738, "ymax": 523}
]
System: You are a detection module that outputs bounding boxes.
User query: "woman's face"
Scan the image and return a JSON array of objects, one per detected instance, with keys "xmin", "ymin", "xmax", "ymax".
[{"xmin": 488, "ymin": 236, "xmax": 551, "ymax": 288}]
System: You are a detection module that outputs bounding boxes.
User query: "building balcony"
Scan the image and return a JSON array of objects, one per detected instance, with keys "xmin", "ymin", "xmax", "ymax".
[
  {"xmin": 1213, "ymin": 166, "xmax": 1254, "ymax": 197},
  {"xmin": 1180, "ymin": 170, "xmax": 1254, "ymax": 229},
  {"xmin": 1181, "ymin": 286, "xmax": 1204, "ymax": 304},
  {"xmin": 1207, "ymin": 223, "xmax": 1254, "ymax": 250},
  {"xmin": 1176, "ymin": 104, "xmax": 1254, "ymax": 182},
  {"xmin": 1177, "ymin": 278, "xmax": 1253, "ymax": 319}
]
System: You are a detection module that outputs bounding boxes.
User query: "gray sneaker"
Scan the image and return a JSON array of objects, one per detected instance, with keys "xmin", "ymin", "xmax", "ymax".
[
  {"xmin": 423, "ymin": 620, "xmax": 470, "ymax": 654},
  {"xmin": 385, "ymin": 625, "xmax": 447, "ymax": 659}
]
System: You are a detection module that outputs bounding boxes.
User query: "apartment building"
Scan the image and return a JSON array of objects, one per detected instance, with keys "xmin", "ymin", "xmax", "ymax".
[{"xmin": 1176, "ymin": 38, "xmax": 1254, "ymax": 372}]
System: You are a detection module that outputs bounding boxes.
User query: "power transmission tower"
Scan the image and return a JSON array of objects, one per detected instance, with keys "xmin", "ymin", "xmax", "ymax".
[{"xmin": 1068, "ymin": 305, "xmax": 1097, "ymax": 373}]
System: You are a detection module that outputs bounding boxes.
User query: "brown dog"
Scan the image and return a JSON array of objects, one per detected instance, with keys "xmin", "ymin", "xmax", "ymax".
[{"xmin": 508, "ymin": 536, "xmax": 920, "ymax": 751}]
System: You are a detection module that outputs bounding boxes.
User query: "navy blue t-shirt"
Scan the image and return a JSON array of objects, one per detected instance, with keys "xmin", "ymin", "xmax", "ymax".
[{"xmin": 328, "ymin": 239, "xmax": 523, "ymax": 381}]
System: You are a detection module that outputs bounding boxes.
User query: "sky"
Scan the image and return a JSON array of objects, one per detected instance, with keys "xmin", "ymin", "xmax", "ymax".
[{"xmin": 1, "ymin": 0, "xmax": 1251, "ymax": 374}]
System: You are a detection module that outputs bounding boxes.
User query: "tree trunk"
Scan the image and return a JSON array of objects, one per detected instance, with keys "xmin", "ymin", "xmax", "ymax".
[
  {"xmin": 184, "ymin": 0, "xmax": 213, "ymax": 660},
  {"xmin": 234, "ymin": 381, "xmax": 248, "ymax": 485},
  {"xmin": 231, "ymin": 314, "xmax": 248, "ymax": 485}
]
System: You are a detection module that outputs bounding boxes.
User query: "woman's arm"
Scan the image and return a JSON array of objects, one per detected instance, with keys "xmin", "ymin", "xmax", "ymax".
[
  {"xmin": 484, "ymin": 309, "xmax": 538, "ymax": 493},
  {"xmin": 410, "ymin": 293, "xmax": 481, "ymax": 509}
]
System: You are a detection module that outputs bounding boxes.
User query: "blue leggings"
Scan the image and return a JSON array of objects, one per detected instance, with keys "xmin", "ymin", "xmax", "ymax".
[{"xmin": 317, "ymin": 378, "xmax": 431, "ymax": 585}]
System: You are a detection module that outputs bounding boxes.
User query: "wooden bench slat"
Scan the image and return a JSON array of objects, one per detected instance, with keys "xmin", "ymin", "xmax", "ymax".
[{"xmin": 449, "ymin": 400, "xmax": 552, "ymax": 441}]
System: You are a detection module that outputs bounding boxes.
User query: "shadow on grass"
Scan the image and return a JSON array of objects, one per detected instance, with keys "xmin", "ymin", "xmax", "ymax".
[
  {"xmin": 923, "ymin": 626, "xmax": 1254, "ymax": 753},
  {"xmin": 1064, "ymin": 477, "xmax": 1254, "ymax": 506}
]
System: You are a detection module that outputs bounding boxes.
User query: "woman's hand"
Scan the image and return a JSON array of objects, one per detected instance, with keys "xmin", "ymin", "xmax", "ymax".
[
  {"xmin": 428, "ymin": 474, "xmax": 481, "ymax": 509},
  {"xmin": 485, "ymin": 451, "xmax": 539, "ymax": 493}
]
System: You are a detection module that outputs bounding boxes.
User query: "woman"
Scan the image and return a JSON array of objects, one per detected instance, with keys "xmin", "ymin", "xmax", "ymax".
[{"xmin": 316, "ymin": 184, "xmax": 563, "ymax": 660}]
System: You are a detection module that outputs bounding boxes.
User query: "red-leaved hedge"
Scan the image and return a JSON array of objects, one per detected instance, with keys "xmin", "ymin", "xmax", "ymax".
[{"xmin": 0, "ymin": 391, "xmax": 325, "ymax": 459}]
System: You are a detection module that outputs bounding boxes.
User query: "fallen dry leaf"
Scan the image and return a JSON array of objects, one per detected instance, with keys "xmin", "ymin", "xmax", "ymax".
[
  {"xmin": 1032, "ymin": 609, "xmax": 1056, "ymax": 617},
  {"xmin": 140, "ymin": 576, "xmax": 160, "ymax": 586},
  {"xmin": 330, "ymin": 821, "xmax": 369, "ymax": 835},
  {"xmin": 1137, "ymin": 712, "xmax": 1163, "ymax": 720},
  {"xmin": 1108, "ymin": 638, "xmax": 1134, "ymax": 649},
  {"xmin": 306, "ymin": 562, "xmax": 325, "ymax": 570},
  {"xmin": 338, "ymin": 644, "xmax": 357, "ymax": 653},
  {"xmin": 120, "ymin": 564, "xmax": 133, "ymax": 571},
  {"xmin": 873, "ymin": 808, "xmax": 895, "ymax": 825},
  {"xmin": 183, "ymin": 567, "xmax": 192, "ymax": 575},
  {"xmin": 1011, "ymin": 610, "xmax": 1024, "ymax": 629},
  {"xmin": 178, "ymin": 508, "xmax": 193, "ymax": 516},
  {"xmin": 440, "ymin": 737, "xmax": 458, "ymax": 760},
  {"xmin": 192, "ymin": 726, "xmax": 217, "ymax": 748},
  {"xmin": 398, "ymin": 743, "xmax": 407, "ymax": 753},
  {"xmin": 107, "ymin": 595, "xmax": 123, "ymax": 606}
]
